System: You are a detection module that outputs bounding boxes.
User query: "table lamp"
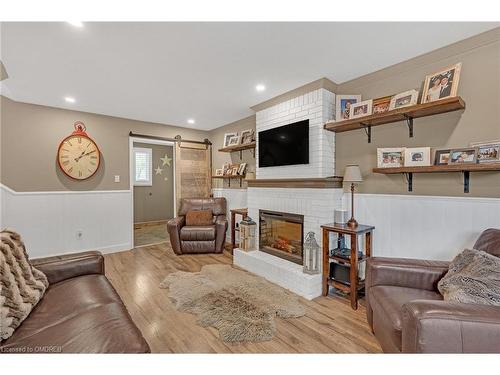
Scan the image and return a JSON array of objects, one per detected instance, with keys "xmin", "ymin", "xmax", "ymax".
[{"xmin": 343, "ymin": 165, "xmax": 363, "ymax": 228}]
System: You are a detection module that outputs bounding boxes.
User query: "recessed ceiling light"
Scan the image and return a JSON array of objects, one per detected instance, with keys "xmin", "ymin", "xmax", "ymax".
[
  {"xmin": 187, "ymin": 119, "xmax": 195, "ymax": 125},
  {"xmin": 67, "ymin": 21, "xmax": 84, "ymax": 28},
  {"xmin": 65, "ymin": 97, "xmax": 76, "ymax": 103},
  {"xmin": 256, "ymin": 84, "xmax": 266, "ymax": 92}
]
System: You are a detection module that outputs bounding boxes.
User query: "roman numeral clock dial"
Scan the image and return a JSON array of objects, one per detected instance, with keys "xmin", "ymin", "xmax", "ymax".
[{"xmin": 57, "ymin": 122, "xmax": 101, "ymax": 180}]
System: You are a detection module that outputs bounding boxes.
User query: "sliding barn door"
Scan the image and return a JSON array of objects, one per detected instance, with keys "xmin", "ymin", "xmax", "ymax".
[{"xmin": 175, "ymin": 140, "xmax": 212, "ymax": 209}]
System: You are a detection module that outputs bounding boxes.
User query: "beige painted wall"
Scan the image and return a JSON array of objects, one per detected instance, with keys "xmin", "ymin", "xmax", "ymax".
[
  {"xmin": 209, "ymin": 115, "xmax": 256, "ymax": 189},
  {"xmin": 0, "ymin": 96, "xmax": 207, "ymax": 191},
  {"xmin": 133, "ymin": 142, "xmax": 174, "ymax": 223},
  {"xmin": 334, "ymin": 29, "xmax": 500, "ymax": 198}
]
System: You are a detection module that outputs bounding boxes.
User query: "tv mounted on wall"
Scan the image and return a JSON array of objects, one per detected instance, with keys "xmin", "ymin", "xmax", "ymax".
[{"xmin": 258, "ymin": 119, "xmax": 309, "ymax": 168}]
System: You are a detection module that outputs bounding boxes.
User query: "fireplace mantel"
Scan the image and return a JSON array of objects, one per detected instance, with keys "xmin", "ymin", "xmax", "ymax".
[{"xmin": 247, "ymin": 177, "xmax": 343, "ymax": 189}]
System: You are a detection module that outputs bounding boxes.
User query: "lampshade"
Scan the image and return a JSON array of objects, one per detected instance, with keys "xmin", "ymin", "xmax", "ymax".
[
  {"xmin": 0, "ymin": 61, "xmax": 8, "ymax": 82},
  {"xmin": 343, "ymin": 165, "xmax": 363, "ymax": 182}
]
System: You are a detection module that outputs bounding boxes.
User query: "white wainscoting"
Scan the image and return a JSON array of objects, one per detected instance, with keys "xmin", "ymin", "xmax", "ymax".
[
  {"xmin": 0, "ymin": 184, "xmax": 133, "ymax": 258},
  {"xmin": 212, "ymin": 188, "xmax": 247, "ymax": 240},
  {"xmin": 346, "ymin": 193, "xmax": 500, "ymax": 261}
]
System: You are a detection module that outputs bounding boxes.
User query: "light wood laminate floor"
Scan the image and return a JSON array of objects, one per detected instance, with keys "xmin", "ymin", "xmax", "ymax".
[{"xmin": 104, "ymin": 243, "xmax": 382, "ymax": 353}]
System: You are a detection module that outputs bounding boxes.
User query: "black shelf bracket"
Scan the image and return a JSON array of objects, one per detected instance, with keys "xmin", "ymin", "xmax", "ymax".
[
  {"xmin": 239, "ymin": 150, "xmax": 242, "ymax": 160},
  {"xmin": 404, "ymin": 172, "xmax": 413, "ymax": 192},
  {"xmin": 463, "ymin": 171, "xmax": 470, "ymax": 193},
  {"xmin": 228, "ymin": 178, "xmax": 231, "ymax": 188},
  {"xmin": 360, "ymin": 123, "xmax": 372, "ymax": 143},
  {"xmin": 403, "ymin": 114, "xmax": 414, "ymax": 138}
]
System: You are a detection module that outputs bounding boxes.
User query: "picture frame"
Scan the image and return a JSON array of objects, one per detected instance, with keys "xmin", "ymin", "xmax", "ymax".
[
  {"xmin": 222, "ymin": 163, "xmax": 231, "ymax": 175},
  {"xmin": 476, "ymin": 143, "xmax": 500, "ymax": 164},
  {"xmin": 335, "ymin": 94, "xmax": 361, "ymax": 121},
  {"xmin": 377, "ymin": 147, "xmax": 405, "ymax": 168},
  {"xmin": 372, "ymin": 95, "xmax": 392, "ymax": 114},
  {"xmin": 231, "ymin": 166, "xmax": 239, "ymax": 176},
  {"xmin": 434, "ymin": 149, "xmax": 451, "ymax": 166},
  {"xmin": 223, "ymin": 132, "xmax": 238, "ymax": 147},
  {"xmin": 240, "ymin": 129, "xmax": 255, "ymax": 145},
  {"xmin": 448, "ymin": 147, "xmax": 477, "ymax": 165},
  {"xmin": 227, "ymin": 135, "xmax": 240, "ymax": 147},
  {"xmin": 389, "ymin": 89, "xmax": 419, "ymax": 110},
  {"xmin": 349, "ymin": 99, "xmax": 373, "ymax": 119},
  {"xmin": 421, "ymin": 62, "xmax": 462, "ymax": 104},
  {"xmin": 214, "ymin": 168, "xmax": 224, "ymax": 176},
  {"xmin": 237, "ymin": 162, "xmax": 247, "ymax": 175},
  {"xmin": 404, "ymin": 147, "xmax": 431, "ymax": 167}
]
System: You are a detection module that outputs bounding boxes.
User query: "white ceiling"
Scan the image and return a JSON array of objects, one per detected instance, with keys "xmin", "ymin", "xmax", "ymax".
[{"xmin": 1, "ymin": 22, "xmax": 498, "ymax": 130}]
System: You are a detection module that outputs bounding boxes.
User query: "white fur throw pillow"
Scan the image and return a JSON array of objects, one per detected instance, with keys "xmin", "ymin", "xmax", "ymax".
[
  {"xmin": 438, "ymin": 248, "xmax": 500, "ymax": 306},
  {"xmin": 1, "ymin": 230, "xmax": 49, "ymax": 342}
]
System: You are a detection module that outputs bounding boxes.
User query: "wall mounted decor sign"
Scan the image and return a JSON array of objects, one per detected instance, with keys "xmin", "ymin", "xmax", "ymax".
[
  {"xmin": 349, "ymin": 99, "xmax": 373, "ymax": 119},
  {"xmin": 404, "ymin": 147, "xmax": 431, "ymax": 167},
  {"xmin": 422, "ymin": 62, "xmax": 462, "ymax": 103},
  {"xmin": 57, "ymin": 121, "xmax": 101, "ymax": 180},
  {"xmin": 389, "ymin": 89, "xmax": 419, "ymax": 110},
  {"xmin": 240, "ymin": 129, "xmax": 255, "ymax": 144},
  {"xmin": 335, "ymin": 94, "xmax": 361, "ymax": 120},
  {"xmin": 377, "ymin": 147, "xmax": 405, "ymax": 168}
]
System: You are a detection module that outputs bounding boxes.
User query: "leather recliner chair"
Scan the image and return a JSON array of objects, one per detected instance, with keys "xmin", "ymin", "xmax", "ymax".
[
  {"xmin": 366, "ymin": 228, "xmax": 500, "ymax": 353},
  {"xmin": 167, "ymin": 197, "xmax": 228, "ymax": 254}
]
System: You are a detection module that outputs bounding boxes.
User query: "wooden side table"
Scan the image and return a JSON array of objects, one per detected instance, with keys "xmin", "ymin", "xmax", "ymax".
[
  {"xmin": 321, "ymin": 223, "xmax": 374, "ymax": 310},
  {"xmin": 230, "ymin": 208, "xmax": 248, "ymax": 250}
]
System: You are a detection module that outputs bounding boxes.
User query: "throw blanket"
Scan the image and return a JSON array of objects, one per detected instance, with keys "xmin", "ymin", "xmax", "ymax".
[
  {"xmin": 438, "ymin": 248, "xmax": 500, "ymax": 306},
  {"xmin": 1, "ymin": 230, "xmax": 48, "ymax": 341}
]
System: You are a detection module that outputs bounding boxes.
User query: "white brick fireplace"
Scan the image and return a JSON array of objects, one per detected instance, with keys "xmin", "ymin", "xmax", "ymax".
[{"xmin": 233, "ymin": 87, "xmax": 343, "ymax": 300}]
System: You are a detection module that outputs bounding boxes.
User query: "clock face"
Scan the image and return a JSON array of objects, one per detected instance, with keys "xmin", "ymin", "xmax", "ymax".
[{"xmin": 58, "ymin": 135, "xmax": 100, "ymax": 180}]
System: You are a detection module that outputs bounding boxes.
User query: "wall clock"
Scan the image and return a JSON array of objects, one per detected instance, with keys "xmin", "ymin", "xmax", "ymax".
[{"xmin": 57, "ymin": 121, "xmax": 101, "ymax": 180}]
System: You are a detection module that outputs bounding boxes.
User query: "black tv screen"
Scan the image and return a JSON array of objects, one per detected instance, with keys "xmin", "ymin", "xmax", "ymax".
[{"xmin": 258, "ymin": 119, "xmax": 309, "ymax": 168}]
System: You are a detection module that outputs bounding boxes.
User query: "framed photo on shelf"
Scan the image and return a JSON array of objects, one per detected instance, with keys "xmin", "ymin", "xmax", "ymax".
[
  {"xmin": 215, "ymin": 168, "xmax": 223, "ymax": 176},
  {"xmin": 377, "ymin": 147, "xmax": 405, "ymax": 168},
  {"xmin": 434, "ymin": 149, "xmax": 451, "ymax": 165},
  {"xmin": 389, "ymin": 89, "xmax": 419, "ymax": 110},
  {"xmin": 421, "ymin": 62, "xmax": 462, "ymax": 104},
  {"xmin": 237, "ymin": 162, "xmax": 247, "ymax": 175},
  {"xmin": 227, "ymin": 135, "xmax": 240, "ymax": 147},
  {"xmin": 335, "ymin": 95, "xmax": 361, "ymax": 120},
  {"xmin": 240, "ymin": 129, "xmax": 255, "ymax": 144},
  {"xmin": 231, "ymin": 166, "xmax": 239, "ymax": 176},
  {"xmin": 223, "ymin": 132, "xmax": 238, "ymax": 147},
  {"xmin": 222, "ymin": 163, "xmax": 231, "ymax": 175},
  {"xmin": 448, "ymin": 147, "xmax": 477, "ymax": 164},
  {"xmin": 404, "ymin": 147, "xmax": 431, "ymax": 167},
  {"xmin": 349, "ymin": 99, "xmax": 373, "ymax": 119},
  {"xmin": 372, "ymin": 95, "xmax": 392, "ymax": 114},
  {"xmin": 475, "ymin": 143, "xmax": 500, "ymax": 163}
]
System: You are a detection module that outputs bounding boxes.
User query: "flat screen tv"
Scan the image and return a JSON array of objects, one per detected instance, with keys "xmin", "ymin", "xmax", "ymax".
[{"xmin": 258, "ymin": 119, "xmax": 309, "ymax": 168}]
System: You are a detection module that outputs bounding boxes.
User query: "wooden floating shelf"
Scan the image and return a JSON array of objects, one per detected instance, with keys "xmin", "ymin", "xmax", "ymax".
[
  {"xmin": 218, "ymin": 141, "xmax": 256, "ymax": 153},
  {"xmin": 373, "ymin": 163, "xmax": 500, "ymax": 193},
  {"xmin": 212, "ymin": 174, "xmax": 246, "ymax": 187},
  {"xmin": 324, "ymin": 97, "xmax": 465, "ymax": 143}
]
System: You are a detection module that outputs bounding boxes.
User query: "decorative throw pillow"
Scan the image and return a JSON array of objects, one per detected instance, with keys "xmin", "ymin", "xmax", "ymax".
[
  {"xmin": 438, "ymin": 248, "xmax": 500, "ymax": 306},
  {"xmin": 1, "ymin": 230, "xmax": 49, "ymax": 342},
  {"xmin": 185, "ymin": 209, "xmax": 213, "ymax": 226}
]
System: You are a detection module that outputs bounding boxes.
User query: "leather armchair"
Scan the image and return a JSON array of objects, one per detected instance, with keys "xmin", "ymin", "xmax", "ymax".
[
  {"xmin": 366, "ymin": 228, "xmax": 500, "ymax": 353},
  {"xmin": 167, "ymin": 197, "xmax": 228, "ymax": 254}
]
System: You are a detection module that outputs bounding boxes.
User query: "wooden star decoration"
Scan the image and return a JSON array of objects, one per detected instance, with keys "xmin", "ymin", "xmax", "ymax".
[
  {"xmin": 160, "ymin": 154, "xmax": 172, "ymax": 167},
  {"xmin": 155, "ymin": 166, "xmax": 163, "ymax": 175}
]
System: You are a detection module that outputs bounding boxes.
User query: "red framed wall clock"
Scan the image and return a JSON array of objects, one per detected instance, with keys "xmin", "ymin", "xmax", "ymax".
[{"xmin": 57, "ymin": 121, "xmax": 101, "ymax": 180}]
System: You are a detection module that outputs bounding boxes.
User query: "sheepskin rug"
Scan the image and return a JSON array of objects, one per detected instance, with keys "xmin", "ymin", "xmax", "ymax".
[{"xmin": 160, "ymin": 264, "xmax": 305, "ymax": 342}]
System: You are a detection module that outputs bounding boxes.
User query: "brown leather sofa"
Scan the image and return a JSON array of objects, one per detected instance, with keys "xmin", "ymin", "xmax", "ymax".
[
  {"xmin": 366, "ymin": 228, "xmax": 500, "ymax": 353},
  {"xmin": 0, "ymin": 251, "xmax": 150, "ymax": 353},
  {"xmin": 167, "ymin": 197, "xmax": 228, "ymax": 254}
]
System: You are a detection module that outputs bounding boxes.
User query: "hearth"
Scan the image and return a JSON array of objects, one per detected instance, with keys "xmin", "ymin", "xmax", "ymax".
[{"xmin": 259, "ymin": 210, "xmax": 304, "ymax": 265}]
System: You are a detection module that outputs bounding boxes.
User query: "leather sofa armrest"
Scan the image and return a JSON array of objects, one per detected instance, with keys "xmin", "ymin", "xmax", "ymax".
[
  {"xmin": 31, "ymin": 251, "xmax": 104, "ymax": 285},
  {"xmin": 366, "ymin": 257, "xmax": 449, "ymax": 292},
  {"xmin": 167, "ymin": 216, "xmax": 185, "ymax": 255},
  {"xmin": 215, "ymin": 215, "xmax": 228, "ymax": 253},
  {"xmin": 402, "ymin": 300, "xmax": 500, "ymax": 353}
]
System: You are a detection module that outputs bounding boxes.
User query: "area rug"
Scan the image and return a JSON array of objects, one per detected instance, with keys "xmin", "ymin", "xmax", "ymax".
[{"xmin": 160, "ymin": 264, "xmax": 305, "ymax": 342}]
